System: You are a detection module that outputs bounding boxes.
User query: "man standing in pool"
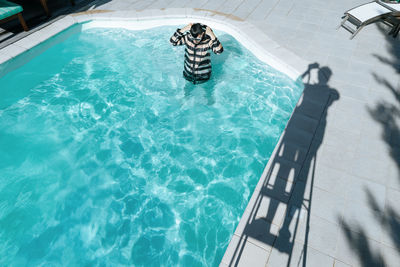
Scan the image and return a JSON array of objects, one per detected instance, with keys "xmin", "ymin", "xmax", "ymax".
[{"xmin": 170, "ymin": 23, "xmax": 223, "ymax": 84}]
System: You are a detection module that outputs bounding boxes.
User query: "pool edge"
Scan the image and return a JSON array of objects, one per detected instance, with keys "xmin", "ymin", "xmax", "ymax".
[
  {"xmin": 0, "ymin": 8, "xmax": 311, "ymax": 82},
  {"xmin": 0, "ymin": 9, "xmax": 315, "ymax": 266}
]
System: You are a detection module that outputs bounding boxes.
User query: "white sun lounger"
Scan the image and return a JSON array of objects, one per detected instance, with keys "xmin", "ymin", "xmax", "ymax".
[
  {"xmin": 379, "ymin": 0, "xmax": 400, "ymax": 37},
  {"xmin": 379, "ymin": 0, "xmax": 400, "ymax": 12},
  {"xmin": 339, "ymin": 1, "xmax": 399, "ymax": 39}
]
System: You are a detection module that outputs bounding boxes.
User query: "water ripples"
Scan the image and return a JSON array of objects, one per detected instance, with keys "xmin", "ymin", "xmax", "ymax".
[{"xmin": 0, "ymin": 26, "xmax": 303, "ymax": 266}]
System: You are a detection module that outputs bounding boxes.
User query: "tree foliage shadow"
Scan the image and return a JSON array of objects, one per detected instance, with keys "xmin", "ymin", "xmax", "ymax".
[
  {"xmin": 226, "ymin": 63, "xmax": 339, "ymax": 266},
  {"xmin": 339, "ymin": 20, "xmax": 400, "ymax": 267}
]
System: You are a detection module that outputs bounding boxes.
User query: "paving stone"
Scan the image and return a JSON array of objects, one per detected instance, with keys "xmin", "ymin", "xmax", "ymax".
[
  {"xmin": 318, "ymin": 144, "xmax": 356, "ymax": 173},
  {"xmin": 333, "ymin": 94, "xmax": 368, "ymax": 114},
  {"xmin": 299, "ymin": 162, "xmax": 349, "ymax": 198},
  {"xmin": 261, "ymin": 174, "xmax": 294, "ymax": 203},
  {"xmin": 218, "ymin": 0, "xmax": 242, "ymax": 16},
  {"xmin": 379, "ymin": 244, "xmax": 400, "ymax": 267},
  {"xmin": 239, "ymin": 188, "xmax": 289, "ymax": 228},
  {"xmin": 183, "ymin": 0, "xmax": 208, "ymax": 8},
  {"xmin": 360, "ymin": 117, "xmax": 386, "ymax": 140},
  {"xmin": 348, "ymin": 59, "xmax": 375, "ymax": 74},
  {"xmin": 232, "ymin": 0, "xmax": 260, "ymax": 20},
  {"xmin": 278, "ymin": 205, "xmax": 308, "ymax": 238},
  {"xmin": 331, "ymin": 108, "xmax": 365, "ymax": 135},
  {"xmin": 291, "ymin": 214, "xmax": 340, "ymax": 257},
  {"xmin": 253, "ymin": 195, "xmax": 288, "ymax": 226},
  {"xmin": 326, "ymin": 55, "xmax": 351, "ymax": 72},
  {"xmin": 350, "ymin": 155, "xmax": 390, "ymax": 185},
  {"xmin": 333, "ymin": 260, "xmax": 352, "ymax": 267},
  {"xmin": 335, "ymin": 225, "xmax": 384, "ymax": 267},
  {"xmin": 248, "ymin": 0, "xmax": 278, "ymax": 20},
  {"xmin": 342, "ymin": 199, "xmax": 384, "ymax": 243},
  {"xmin": 303, "ymin": 50, "xmax": 328, "ymax": 65},
  {"xmin": 290, "ymin": 45, "xmax": 311, "ymax": 59},
  {"xmin": 318, "ymin": 127, "xmax": 361, "ymax": 153},
  {"xmin": 264, "ymin": 14, "xmax": 290, "ymax": 27},
  {"xmin": 386, "ymin": 161, "xmax": 400, "ymax": 191},
  {"xmin": 221, "ymin": 235, "xmax": 270, "ymax": 267},
  {"xmin": 276, "ymin": 142, "xmax": 308, "ymax": 167},
  {"xmin": 390, "ymin": 130, "xmax": 400, "ymax": 147},
  {"xmin": 286, "ymin": 113, "xmax": 319, "ymax": 135},
  {"xmin": 110, "ymin": 0, "xmax": 134, "ymax": 9},
  {"xmin": 234, "ymin": 210, "xmax": 280, "ymax": 252},
  {"xmin": 355, "ymin": 135, "xmax": 391, "ymax": 162},
  {"xmin": 366, "ymin": 88, "xmax": 395, "ymax": 111},
  {"xmin": 200, "ymin": 0, "xmax": 224, "ymax": 11},
  {"xmin": 282, "ymin": 128, "xmax": 314, "ymax": 150},
  {"xmin": 380, "ymin": 188, "xmax": 400, "ymax": 250},
  {"xmin": 308, "ymin": 187, "xmax": 346, "ymax": 225},
  {"xmin": 385, "ymin": 188, "xmax": 400, "ymax": 214},
  {"xmin": 333, "ymin": 82, "xmax": 371, "ymax": 102},
  {"xmin": 295, "ymin": 97, "xmax": 327, "ymax": 121},
  {"xmin": 345, "ymin": 174, "xmax": 387, "ymax": 212},
  {"xmin": 267, "ymin": 238, "xmax": 335, "ymax": 267},
  {"xmin": 270, "ymin": 157, "xmax": 302, "ymax": 183},
  {"xmin": 301, "ymin": 12, "xmax": 325, "ymax": 25}
]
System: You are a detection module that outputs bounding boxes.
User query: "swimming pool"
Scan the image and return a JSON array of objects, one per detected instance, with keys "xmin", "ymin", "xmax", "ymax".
[{"xmin": 0, "ymin": 23, "xmax": 303, "ymax": 266}]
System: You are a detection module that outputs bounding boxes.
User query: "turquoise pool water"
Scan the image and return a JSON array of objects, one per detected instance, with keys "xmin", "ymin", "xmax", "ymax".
[{"xmin": 0, "ymin": 24, "xmax": 302, "ymax": 266}]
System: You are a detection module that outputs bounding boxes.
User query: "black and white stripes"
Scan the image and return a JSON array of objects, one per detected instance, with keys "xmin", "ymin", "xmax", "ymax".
[{"xmin": 170, "ymin": 28, "xmax": 223, "ymax": 84}]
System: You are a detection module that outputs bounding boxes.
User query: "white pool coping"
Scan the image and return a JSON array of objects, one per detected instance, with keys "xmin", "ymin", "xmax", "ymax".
[
  {"xmin": 0, "ymin": 8, "xmax": 312, "ymax": 266},
  {"xmin": 0, "ymin": 8, "xmax": 310, "ymax": 81}
]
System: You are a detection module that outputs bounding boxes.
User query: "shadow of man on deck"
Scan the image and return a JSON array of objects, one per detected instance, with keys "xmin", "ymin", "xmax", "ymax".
[{"xmin": 227, "ymin": 63, "xmax": 339, "ymax": 267}]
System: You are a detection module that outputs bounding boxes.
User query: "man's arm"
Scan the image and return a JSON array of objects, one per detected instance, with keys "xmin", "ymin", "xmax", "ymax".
[
  {"xmin": 206, "ymin": 26, "xmax": 223, "ymax": 54},
  {"xmin": 170, "ymin": 23, "xmax": 192, "ymax": 46}
]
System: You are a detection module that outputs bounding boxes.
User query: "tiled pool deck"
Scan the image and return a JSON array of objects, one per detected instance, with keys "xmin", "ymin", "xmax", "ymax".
[{"xmin": 1, "ymin": 0, "xmax": 399, "ymax": 266}]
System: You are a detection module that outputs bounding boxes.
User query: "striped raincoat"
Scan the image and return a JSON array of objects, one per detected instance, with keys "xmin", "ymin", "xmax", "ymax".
[{"xmin": 170, "ymin": 28, "xmax": 223, "ymax": 84}]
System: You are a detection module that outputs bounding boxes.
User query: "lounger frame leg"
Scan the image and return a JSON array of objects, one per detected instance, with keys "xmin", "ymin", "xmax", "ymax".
[
  {"xmin": 389, "ymin": 24, "xmax": 400, "ymax": 38},
  {"xmin": 17, "ymin": 13, "xmax": 28, "ymax": 31},
  {"xmin": 337, "ymin": 15, "xmax": 349, "ymax": 30},
  {"xmin": 350, "ymin": 25, "xmax": 364, "ymax": 39},
  {"xmin": 393, "ymin": 24, "xmax": 400, "ymax": 38}
]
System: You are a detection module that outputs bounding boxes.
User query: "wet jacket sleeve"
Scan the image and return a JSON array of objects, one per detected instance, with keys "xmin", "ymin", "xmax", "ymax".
[
  {"xmin": 170, "ymin": 29, "xmax": 186, "ymax": 46},
  {"xmin": 209, "ymin": 38, "xmax": 223, "ymax": 54}
]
